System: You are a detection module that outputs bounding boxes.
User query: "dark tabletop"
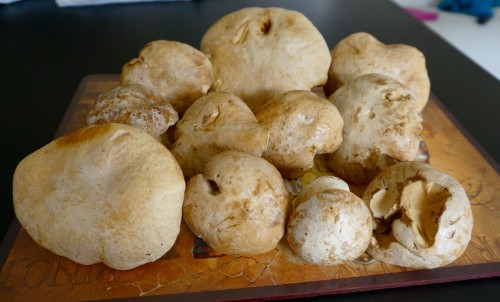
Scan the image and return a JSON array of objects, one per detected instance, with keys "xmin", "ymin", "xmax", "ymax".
[{"xmin": 1, "ymin": 0, "xmax": 499, "ymax": 301}]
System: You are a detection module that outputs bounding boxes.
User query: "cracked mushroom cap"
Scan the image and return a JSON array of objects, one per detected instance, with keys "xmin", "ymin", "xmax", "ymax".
[
  {"xmin": 325, "ymin": 32, "xmax": 430, "ymax": 111},
  {"xmin": 287, "ymin": 176, "xmax": 372, "ymax": 265},
  {"xmin": 183, "ymin": 150, "xmax": 290, "ymax": 256},
  {"xmin": 86, "ymin": 84, "xmax": 179, "ymax": 138},
  {"xmin": 200, "ymin": 7, "xmax": 331, "ymax": 110},
  {"xmin": 327, "ymin": 73, "xmax": 423, "ymax": 184},
  {"xmin": 362, "ymin": 161, "xmax": 473, "ymax": 269},
  {"xmin": 13, "ymin": 124, "xmax": 186, "ymax": 270},
  {"xmin": 170, "ymin": 92, "xmax": 269, "ymax": 179},
  {"xmin": 120, "ymin": 40, "xmax": 213, "ymax": 114},
  {"xmin": 255, "ymin": 90, "xmax": 343, "ymax": 179}
]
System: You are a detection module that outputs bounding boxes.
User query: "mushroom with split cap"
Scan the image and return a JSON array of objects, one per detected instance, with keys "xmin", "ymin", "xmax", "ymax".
[{"xmin": 362, "ymin": 161, "xmax": 473, "ymax": 269}]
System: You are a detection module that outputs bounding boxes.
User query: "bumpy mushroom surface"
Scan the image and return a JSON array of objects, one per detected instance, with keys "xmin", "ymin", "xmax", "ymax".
[
  {"xmin": 120, "ymin": 40, "xmax": 213, "ymax": 114},
  {"xmin": 171, "ymin": 92, "xmax": 269, "ymax": 179},
  {"xmin": 325, "ymin": 32, "xmax": 430, "ymax": 111},
  {"xmin": 13, "ymin": 124, "xmax": 186, "ymax": 270},
  {"xmin": 327, "ymin": 73, "xmax": 423, "ymax": 184},
  {"xmin": 200, "ymin": 7, "xmax": 330, "ymax": 110},
  {"xmin": 183, "ymin": 150, "xmax": 290, "ymax": 256},
  {"xmin": 255, "ymin": 90, "xmax": 343, "ymax": 179},
  {"xmin": 362, "ymin": 161, "xmax": 473, "ymax": 269},
  {"xmin": 86, "ymin": 84, "xmax": 178, "ymax": 138},
  {"xmin": 287, "ymin": 176, "xmax": 372, "ymax": 265}
]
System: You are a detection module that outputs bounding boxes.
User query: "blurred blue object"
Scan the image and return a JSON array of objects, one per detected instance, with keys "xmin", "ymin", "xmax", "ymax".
[{"xmin": 438, "ymin": 0, "xmax": 500, "ymax": 24}]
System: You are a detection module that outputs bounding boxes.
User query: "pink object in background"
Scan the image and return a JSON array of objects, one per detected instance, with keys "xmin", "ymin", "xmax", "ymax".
[{"xmin": 405, "ymin": 8, "xmax": 439, "ymax": 21}]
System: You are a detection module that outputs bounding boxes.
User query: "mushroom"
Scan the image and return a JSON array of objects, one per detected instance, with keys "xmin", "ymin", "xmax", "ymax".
[
  {"xmin": 327, "ymin": 73, "xmax": 423, "ymax": 184},
  {"xmin": 254, "ymin": 90, "xmax": 343, "ymax": 179},
  {"xmin": 362, "ymin": 161, "xmax": 473, "ymax": 269},
  {"xmin": 286, "ymin": 176, "xmax": 372, "ymax": 265},
  {"xmin": 86, "ymin": 84, "xmax": 179, "ymax": 142},
  {"xmin": 183, "ymin": 150, "xmax": 290, "ymax": 256},
  {"xmin": 13, "ymin": 124, "xmax": 186, "ymax": 270},
  {"xmin": 120, "ymin": 40, "xmax": 213, "ymax": 114},
  {"xmin": 170, "ymin": 92, "xmax": 269, "ymax": 179},
  {"xmin": 200, "ymin": 7, "xmax": 331, "ymax": 110},
  {"xmin": 325, "ymin": 32, "xmax": 430, "ymax": 111}
]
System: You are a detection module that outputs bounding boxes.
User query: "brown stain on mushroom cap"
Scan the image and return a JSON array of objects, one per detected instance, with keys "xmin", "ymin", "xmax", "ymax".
[
  {"xmin": 14, "ymin": 123, "xmax": 186, "ymax": 270},
  {"xmin": 55, "ymin": 124, "xmax": 114, "ymax": 146}
]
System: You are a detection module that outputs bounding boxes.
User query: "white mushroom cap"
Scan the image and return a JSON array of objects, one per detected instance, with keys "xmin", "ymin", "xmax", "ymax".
[
  {"xmin": 171, "ymin": 92, "xmax": 269, "ymax": 179},
  {"xmin": 255, "ymin": 90, "xmax": 343, "ymax": 179},
  {"xmin": 327, "ymin": 73, "xmax": 423, "ymax": 184},
  {"xmin": 120, "ymin": 40, "xmax": 213, "ymax": 114},
  {"xmin": 287, "ymin": 176, "xmax": 372, "ymax": 265},
  {"xmin": 183, "ymin": 150, "xmax": 290, "ymax": 256},
  {"xmin": 325, "ymin": 32, "xmax": 430, "ymax": 111},
  {"xmin": 13, "ymin": 124, "xmax": 186, "ymax": 270},
  {"xmin": 362, "ymin": 161, "xmax": 473, "ymax": 269},
  {"xmin": 293, "ymin": 175, "xmax": 349, "ymax": 208},
  {"xmin": 200, "ymin": 7, "xmax": 331, "ymax": 110}
]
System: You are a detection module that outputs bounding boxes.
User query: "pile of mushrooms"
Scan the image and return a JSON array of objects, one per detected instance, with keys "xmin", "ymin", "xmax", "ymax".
[{"xmin": 12, "ymin": 7, "xmax": 473, "ymax": 271}]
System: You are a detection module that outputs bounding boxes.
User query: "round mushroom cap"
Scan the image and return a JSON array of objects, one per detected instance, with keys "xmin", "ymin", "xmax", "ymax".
[
  {"xmin": 362, "ymin": 161, "xmax": 473, "ymax": 269},
  {"xmin": 183, "ymin": 150, "xmax": 290, "ymax": 256},
  {"xmin": 171, "ymin": 92, "xmax": 269, "ymax": 179},
  {"xmin": 327, "ymin": 73, "xmax": 423, "ymax": 184},
  {"xmin": 325, "ymin": 32, "xmax": 430, "ymax": 111},
  {"xmin": 293, "ymin": 176, "xmax": 350, "ymax": 207},
  {"xmin": 200, "ymin": 7, "xmax": 331, "ymax": 110},
  {"xmin": 287, "ymin": 177, "xmax": 372, "ymax": 265},
  {"xmin": 13, "ymin": 124, "xmax": 186, "ymax": 270},
  {"xmin": 120, "ymin": 40, "xmax": 213, "ymax": 114},
  {"xmin": 255, "ymin": 90, "xmax": 343, "ymax": 179},
  {"xmin": 86, "ymin": 84, "xmax": 179, "ymax": 138}
]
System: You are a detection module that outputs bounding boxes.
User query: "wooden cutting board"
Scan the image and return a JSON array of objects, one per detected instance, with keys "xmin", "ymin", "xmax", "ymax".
[{"xmin": 1, "ymin": 75, "xmax": 499, "ymax": 301}]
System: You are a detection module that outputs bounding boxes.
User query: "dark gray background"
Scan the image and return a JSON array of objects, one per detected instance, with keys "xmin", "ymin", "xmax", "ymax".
[{"xmin": 1, "ymin": 1, "xmax": 498, "ymax": 300}]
